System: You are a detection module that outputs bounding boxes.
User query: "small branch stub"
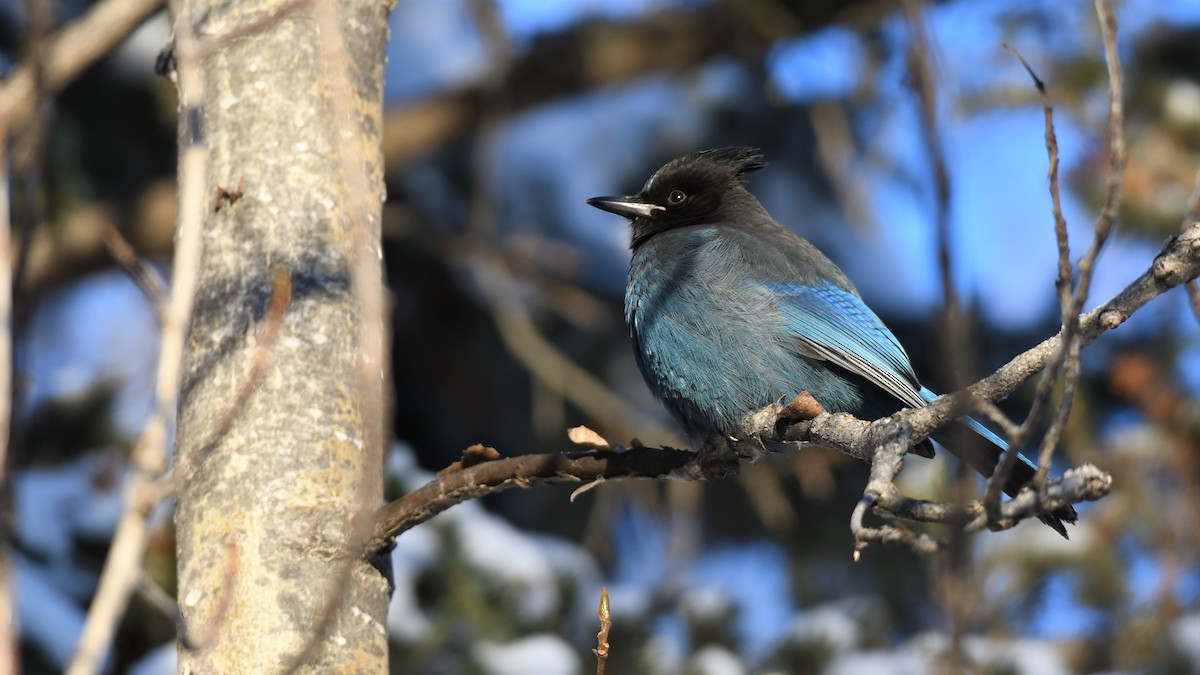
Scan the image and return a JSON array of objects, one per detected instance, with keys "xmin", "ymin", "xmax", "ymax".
[
  {"xmin": 594, "ymin": 586, "xmax": 611, "ymax": 675},
  {"xmin": 437, "ymin": 444, "xmax": 501, "ymax": 477}
]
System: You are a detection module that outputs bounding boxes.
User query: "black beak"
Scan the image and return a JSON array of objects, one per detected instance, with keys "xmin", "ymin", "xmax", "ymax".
[{"xmin": 586, "ymin": 195, "xmax": 664, "ymax": 219}]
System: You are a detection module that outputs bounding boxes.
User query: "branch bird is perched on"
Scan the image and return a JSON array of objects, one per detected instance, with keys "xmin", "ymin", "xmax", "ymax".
[{"xmin": 587, "ymin": 147, "xmax": 1077, "ymax": 537}]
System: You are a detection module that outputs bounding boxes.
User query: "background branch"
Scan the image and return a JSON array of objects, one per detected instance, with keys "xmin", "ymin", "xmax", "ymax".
[
  {"xmin": 382, "ymin": 0, "xmax": 894, "ymax": 167},
  {"xmin": 0, "ymin": 130, "xmax": 18, "ymax": 675},
  {"xmin": 0, "ymin": 0, "xmax": 164, "ymax": 131}
]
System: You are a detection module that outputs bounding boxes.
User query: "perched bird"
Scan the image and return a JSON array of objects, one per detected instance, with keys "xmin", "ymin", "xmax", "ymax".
[{"xmin": 587, "ymin": 147, "xmax": 1076, "ymax": 537}]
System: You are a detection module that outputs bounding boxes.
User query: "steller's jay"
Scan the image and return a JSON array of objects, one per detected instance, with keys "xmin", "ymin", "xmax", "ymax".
[{"xmin": 587, "ymin": 147, "xmax": 1076, "ymax": 537}]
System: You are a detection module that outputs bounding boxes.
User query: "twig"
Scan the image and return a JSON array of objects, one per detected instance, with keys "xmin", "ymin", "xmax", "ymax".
[
  {"xmin": 135, "ymin": 573, "xmax": 179, "ymax": 621},
  {"xmin": 1002, "ymin": 46, "xmax": 1072, "ymax": 314},
  {"xmin": 903, "ymin": 0, "xmax": 956, "ymax": 349},
  {"xmin": 0, "ymin": 130, "xmax": 19, "ymax": 675},
  {"xmin": 1186, "ymin": 281, "xmax": 1200, "ymax": 324},
  {"xmin": 102, "ymin": 225, "xmax": 168, "ymax": 314},
  {"xmin": 1185, "ymin": 165, "xmax": 1200, "ymax": 227},
  {"xmin": 9, "ymin": 0, "xmax": 53, "ymax": 347},
  {"xmin": 903, "ymin": 0, "xmax": 969, "ymax": 386},
  {"xmin": 64, "ymin": 2, "xmax": 209, "ymax": 672},
  {"xmin": 988, "ymin": 11, "xmax": 1126, "ymax": 525},
  {"xmin": 850, "ymin": 413, "xmax": 944, "ymax": 556},
  {"xmin": 1029, "ymin": 0, "xmax": 1124, "ymax": 484},
  {"xmin": 1179, "ymin": 172, "xmax": 1200, "ymax": 328},
  {"xmin": 851, "ymin": 495, "xmax": 941, "ymax": 557},
  {"xmin": 988, "ymin": 43, "xmax": 1069, "ymax": 516},
  {"xmin": 594, "ymin": 587, "xmax": 611, "ymax": 675},
  {"xmin": 1081, "ymin": 0, "xmax": 1127, "ymax": 301},
  {"xmin": 464, "ymin": 0, "xmax": 514, "ymax": 240},
  {"xmin": 806, "ymin": 407, "xmax": 1114, "ymax": 538},
  {"xmin": 0, "ymin": 3, "xmax": 55, "ymax": 665},
  {"xmin": 1183, "ymin": 165, "xmax": 1200, "ymax": 323}
]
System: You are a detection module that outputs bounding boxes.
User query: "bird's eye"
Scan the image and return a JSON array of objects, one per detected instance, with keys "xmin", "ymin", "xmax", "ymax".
[{"xmin": 667, "ymin": 190, "xmax": 687, "ymax": 205}]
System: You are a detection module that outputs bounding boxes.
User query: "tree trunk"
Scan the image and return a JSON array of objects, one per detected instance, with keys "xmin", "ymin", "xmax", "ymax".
[{"xmin": 174, "ymin": 1, "xmax": 390, "ymax": 672}]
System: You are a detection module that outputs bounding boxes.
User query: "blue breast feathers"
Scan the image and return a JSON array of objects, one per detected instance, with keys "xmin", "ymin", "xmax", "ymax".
[{"xmin": 625, "ymin": 231, "xmax": 863, "ymax": 437}]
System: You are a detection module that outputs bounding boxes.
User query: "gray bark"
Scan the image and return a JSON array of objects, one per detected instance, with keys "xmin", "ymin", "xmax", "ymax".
[{"xmin": 174, "ymin": 1, "xmax": 390, "ymax": 672}]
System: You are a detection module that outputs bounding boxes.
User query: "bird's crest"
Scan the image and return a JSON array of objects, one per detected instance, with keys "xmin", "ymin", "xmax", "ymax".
[
  {"xmin": 690, "ymin": 147, "xmax": 767, "ymax": 178},
  {"xmin": 641, "ymin": 147, "xmax": 766, "ymax": 194}
]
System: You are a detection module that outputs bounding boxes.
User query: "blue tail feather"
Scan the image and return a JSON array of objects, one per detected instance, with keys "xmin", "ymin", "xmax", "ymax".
[
  {"xmin": 917, "ymin": 386, "xmax": 1076, "ymax": 537},
  {"xmin": 918, "ymin": 385, "xmax": 1034, "ymax": 465}
]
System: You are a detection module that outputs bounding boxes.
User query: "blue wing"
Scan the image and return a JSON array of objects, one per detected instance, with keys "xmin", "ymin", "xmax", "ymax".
[
  {"xmin": 771, "ymin": 282, "xmax": 1035, "ymax": 466},
  {"xmin": 770, "ymin": 283, "xmax": 927, "ymax": 409},
  {"xmin": 770, "ymin": 283, "xmax": 1075, "ymax": 533}
]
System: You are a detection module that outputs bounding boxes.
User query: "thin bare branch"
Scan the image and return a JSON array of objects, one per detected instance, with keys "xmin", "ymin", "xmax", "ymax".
[
  {"xmin": 594, "ymin": 587, "xmax": 611, "ymax": 675},
  {"xmin": 850, "ymin": 410, "xmax": 944, "ymax": 555},
  {"xmin": 64, "ymin": 3, "xmax": 208, "ymax": 671},
  {"xmin": 988, "ymin": 13, "xmax": 1126, "ymax": 531},
  {"xmin": 0, "ymin": 131, "xmax": 19, "ymax": 675},
  {"xmin": 852, "ymin": 495, "xmax": 941, "ymax": 556},
  {"xmin": 1186, "ymin": 165, "xmax": 1200, "ymax": 227},
  {"xmin": 987, "ymin": 43, "xmax": 1070, "ymax": 517},
  {"xmin": 1, "ymin": 5, "xmax": 55, "ymax": 667},
  {"xmin": 905, "ymin": 2, "xmax": 975, "ymax": 652},
  {"xmin": 904, "ymin": 0, "xmax": 955, "ymax": 330},
  {"xmin": 102, "ymin": 225, "xmax": 168, "ymax": 314},
  {"xmin": 135, "ymin": 573, "xmax": 178, "ymax": 621},
  {"xmin": 1031, "ymin": 0, "xmax": 1124, "ymax": 484},
  {"xmin": 1182, "ymin": 163, "xmax": 1200, "ymax": 326},
  {"xmin": 868, "ymin": 464, "xmax": 1110, "ymax": 536},
  {"xmin": 1080, "ymin": 0, "xmax": 1127, "ymax": 300},
  {"xmin": 1001, "ymin": 44, "xmax": 1072, "ymax": 315},
  {"xmin": 1186, "ymin": 281, "xmax": 1200, "ymax": 324}
]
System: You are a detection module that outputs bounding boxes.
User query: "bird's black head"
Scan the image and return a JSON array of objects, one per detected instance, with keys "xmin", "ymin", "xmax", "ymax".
[{"xmin": 587, "ymin": 147, "xmax": 767, "ymax": 249}]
